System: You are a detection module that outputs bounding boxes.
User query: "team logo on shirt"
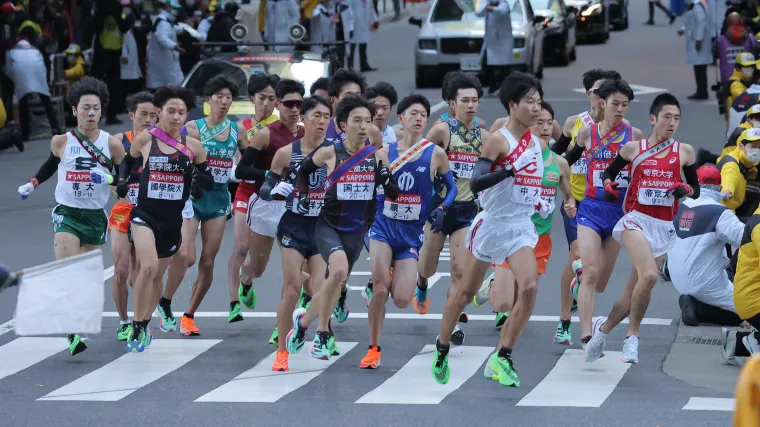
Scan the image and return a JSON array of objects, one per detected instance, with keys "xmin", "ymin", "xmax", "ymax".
[{"xmin": 397, "ymin": 172, "xmax": 415, "ymax": 192}]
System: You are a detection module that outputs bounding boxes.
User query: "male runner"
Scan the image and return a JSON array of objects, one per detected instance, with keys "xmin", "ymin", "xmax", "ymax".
[
  {"xmin": 159, "ymin": 76, "xmax": 248, "ymax": 335},
  {"xmin": 417, "ymin": 71, "xmax": 487, "ymax": 344},
  {"xmin": 118, "ymin": 85, "xmax": 213, "ymax": 352},
  {"xmin": 310, "ymin": 77, "xmax": 329, "ymax": 98},
  {"xmin": 584, "ymin": 94, "xmax": 698, "ymax": 363},
  {"xmin": 230, "ymin": 73, "xmax": 279, "ymax": 320},
  {"xmin": 285, "ymin": 95, "xmax": 398, "ymax": 361},
  {"xmin": 259, "ymin": 96, "xmax": 333, "ymax": 371},
  {"xmin": 562, "ymin": 79, "xmax": 645, "ymax": 356},
  {"xmin": 326, "ymin": 68, "xmax": 383, "ymax": 149},
  {"xmin": 108, "ymin": 91, "xmax": 157, "ymax": 340},
  {"xmin": 365, "ymin": 81, "xmax": 402, "ymax": 145},
  {"xmin": 17, "ymin": 76, "xmax": 125, "ymax": 355},
  {"xmin": 435, "ymin": 71, "xmax": 487, "ymax": 130},
  {"xmin": 362, "ymin": 94, "xmax": 457, "ymax": 369},
  {"xmin": 431, "ymin": 71, "xmax": 544, "ymax": 386},
  {"xmin": 236, "ymin": 79, "xmax": 306, "ymax": 342}
]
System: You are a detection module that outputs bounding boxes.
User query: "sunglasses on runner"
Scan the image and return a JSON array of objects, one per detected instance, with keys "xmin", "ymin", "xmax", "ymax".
[{"xmin": 281, "ymin": 100, "xmax": 303, "ymax": 109}]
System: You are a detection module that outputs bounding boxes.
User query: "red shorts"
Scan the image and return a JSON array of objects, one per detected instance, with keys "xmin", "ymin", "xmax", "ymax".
[
  {"xmin": 494, "ymin": 233, "xmax": 552, "ymax": 274},
  {"xmin": 234, "ymin": 181, "xmax": 254, "ymax": 214},
  {"xmin": 108, "ymin": 201, "xmax": 134, "ymax": 234}
]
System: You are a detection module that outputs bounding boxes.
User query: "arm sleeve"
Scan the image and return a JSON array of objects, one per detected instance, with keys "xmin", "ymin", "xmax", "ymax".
[
  {"xmin": 259, "ymin": 171, "xmax": 282, "ymax": 202},
  {"xmin": 601, "ymin": 154, "xmax": 630, "ymax": 183},
  {"xmin": 193, "ymin": 162, "xmax": 215, "ymax": 189},
  {"xmin": 551, "ymin": 133, "xmax": 572, "ymax": 155},
  {"xmin": 716, "ymin": 210, "xmax": 745, "ymax": 247},
  {"xmin": 383, "ymin": 173, "xmax": 400, "ymax": 200},
  {"xmin": 235, "ymin": 147, "xmax": 268, "ymax": 181},
  {"xmin": 683, "ymin": 163, "xmax": 700, "ymax": 199},
  {"xmin": 440, "ymin": 170, "xmax": 458, "ymax": 208},
  {"xmin": 32, "ymin": 152, "xmax": 61, "ymax": 184},
  {"xmin": 297, "ymin": 157, "xmax": 320, "ymax": 197},
  {"xmin": 119, "ymin": 152, "xmax": 136, "ymax": 182},
  {"xmin": 469, "ymin": 157, "xmax": 513, "ymax": 194},
  {"xmin": 563, "ymin": 143, "xmax": 585, "ymax": 166}
]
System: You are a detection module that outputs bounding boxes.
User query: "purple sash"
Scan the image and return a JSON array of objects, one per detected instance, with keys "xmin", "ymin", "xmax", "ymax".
[{"xmin": 148, "ymin": 126, "xmax": 195, "ymax": 161}]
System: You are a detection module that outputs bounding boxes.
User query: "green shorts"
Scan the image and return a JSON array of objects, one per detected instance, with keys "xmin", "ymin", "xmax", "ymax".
[
  {"xmin": 192, "ymin": 187, "xmax": 232, "ymax": 222},
  {"xmin": 52, "ymin": 204, "xmax": 108, "ymax": 246}
]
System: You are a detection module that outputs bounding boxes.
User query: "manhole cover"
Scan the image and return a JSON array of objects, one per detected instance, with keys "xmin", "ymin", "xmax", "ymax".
[{"xmin": 688, "ymin": 337, "xmax": 722, "ymax": 346}]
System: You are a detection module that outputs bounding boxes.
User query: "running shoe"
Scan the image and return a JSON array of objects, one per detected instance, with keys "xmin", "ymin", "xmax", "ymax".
[
  {"xmin": 584, "ymin": 317, "xmax": 607, "ymax": 362},
  {"xmin": 311, "ymin": 331, "xmax": 331, "ymax": 360},
  {"xmin": 659, "ymin": 259, "xmax": 671, "ymax": 282},
  {"xmin": 157, "ymin": 304, "xmax": 177, "ymax": 332},
  {"xmin": 473, "ymin": 271, "xmax": 494, "ymax": 307},
  {"xmin": 363, "ymin": 283, "xmax": 373, "ymax": 309},
  {"xmin": 126, "ymin": 328, "xmax": 145, "ymax": 353},
  {"xmin": 437, "ymin": 325, "xmax": 466, "ymax": 347},
  {"xmin": 68, "ymin": 333, "xmax": 87, "ymax": 356},
  {"xmin": 238, "ymin": 266, "xmax": 256, "ymax": 310},
  {"xmin": 333, "ymin": 290, "xmax": 349, "ymax": 323},
  {"xmin": 327, "ymin": 333, "xmax": 340, "ymax": 356},
  {"xmin": 228, "ymin": 301, "xmax": 244, "ymax": 323},
  {"xmin": 286, "ymin": 307, "xmax": 308, "ymax": 354},
  {"xmin": 117, "ymin": 324, "xmax": 131, "ymax": 341},
  {"xmin": 620, "ymin": 335, "xmax": 638, "ymax": 364},
  {"xmin": 269, "ymin": 327, "xmax": 279, "ymax": 346},
  {"xmin": 742, "ymin": 333, "xmax": 760, "ymax": 355},
  {"xmin": 142, "ymin": 327, "xmax": 153, "ymax": 349},
  {"xmin": 722, "ymin": 328, "xmax": 739, "ymax": 366},
  {"xmin": 495, "ymin": 312, "xmax": 509, "ymax": 329},
  {"xmin": 483, "ymin": 352, "xmax": 520, "ymax": 387},
  {"xmin": 297, "ymin": 288, "xmax": 312, "ymax": 310},
  {"xmin": 272, "ymin": 349, "xmax": 289, "ymax": 372},
  {"xmin": 571, "ymin": 259, "xmax": 582, "ymax": 313},
  {"xmin": 431, "ymin": 348, "xmax": 450, "ymax": 385},
  {"xmin": 359, "ymin": 345, "xmax": 381, "ymax": 369},
  {"xmin": 412, "ymin": 284, "xmax": 430, "ymax": 314},
  {"xmin": 553, "ymin": 320, "xmax": 572, "ymax": 345},
  {"xmin": 179, "ymin": 315, "xmax": 201, "ymax": 336}
]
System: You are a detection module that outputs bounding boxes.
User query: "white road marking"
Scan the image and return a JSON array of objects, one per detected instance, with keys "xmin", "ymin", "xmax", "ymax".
[
  {"xmin": 0, "ymin": 337, "xmax": 69, "ymax": 381},
  {"xmin": 682, "ymin": 397, "xmax": 735, "ymax": 411},
  {"xmin": 38, "ymin": 339, "xmax": 220, "ymax": 401},
  {"xmin": 355, "ymin": 344, "xmax": 493, "ymax": 404},
  {"xmin": 196, "ymin": 342, "xmax": 358, "ymax": 403},
  {"xmin": 516, "ymin": 349, "xmax": 631, "ymax": 407}
]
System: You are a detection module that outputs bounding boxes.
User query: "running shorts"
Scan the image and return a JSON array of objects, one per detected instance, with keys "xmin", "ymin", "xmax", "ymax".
[
  {"xmin": 234, "ymin": 181, "xmax": 254, "ymax": 214},
  {"xmin": 496, "ymin": 233, "xmax": 552, "ymax": 274},
  {"xmin": 612, "ymin": 210, "xmax": 676, "ymax": 258},
  {"xmin": 560, "ymin": 199, "xmax": 581, "ymax": 246},
  {"xmin": 130, "ymin": 205, "xmax": 182, "ymax": 259},
  {"xmin": 108, "ymin": 200, "xmax": 134, "ymax": 234},
  {"xmin": 182, "ymin": 199, "xmax": 194, "ymax": 220},
  {"xmin": 430, "ymin": 199, "xmax": 479, "ymax": 236},
  {"xmin": 52, "ymin": 204, "xmax": 108, "ymax": 246},
  {"xmin": 576, "ymin": 198, "xmax": 624, "ymax": 240},
  {"xmin": 466, "ymin": 210, "xmax": 538, "ymax": 264},
  {"xmin": 192, "ymin": 187, "xmax": 232, "ymax": 222},
  {"xmin": 315, "ymin": 219, "xmax": 365, "ymax": 273},
  {"xmin": 369, "ymin": 215, "xmax": 425, "ymax": 261},
  {"xmin": 247, "ymin": 193, "xmax": 286, "ymax": 238},
  {"xmin": 277, "ymin": 212, "xmax": 320, "ymax": 259}
]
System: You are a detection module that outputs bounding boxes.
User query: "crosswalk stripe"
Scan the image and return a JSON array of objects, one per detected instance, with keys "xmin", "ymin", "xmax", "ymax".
[
  {"xmin": 682, "ymin": 397, "xmax": 735, "ymax": 411},
  {"xmin": 0, "ymin": 337, "xmax": 69, "ymax": 381},
  {"xmin": 38, "ymin": 339, "xmax": 220, "ymax": 401},
  {"xmin": 355, "ymin": 345, "xmax": 493, "ymax": 404},
  {"xmin": 516, "ymin": 349, "xmax": 631, "ymax": 407},
  {"xmin": 195, "ymin": 342, "xmax": 358, "ymax": 403}
]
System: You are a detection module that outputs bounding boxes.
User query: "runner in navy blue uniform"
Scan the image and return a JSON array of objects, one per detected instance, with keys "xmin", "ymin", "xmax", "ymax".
[
  {"xmin": 359, "ymin": 94, "xmax": 457, "ymax": 369},
  {"xmin": 285, "ymin": 95, "xmax": 399, "ymax": 361}
]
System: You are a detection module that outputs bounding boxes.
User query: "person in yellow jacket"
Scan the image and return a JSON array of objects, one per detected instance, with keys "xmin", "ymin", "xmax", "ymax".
[
  {"xmin": 727, "ymin": 206, "xmax": 760, "ymax": 360},
  {"xmin": 63, "ymin": 43, "xmax": 86, "ymax": 83},
  {"xmin": 726, "ymin": 53, "xmax": 756, "ymax": 116},
  {"xmin": 718, "ymin": 128, "xmax": 760, "ymax": 217},
  {"xmin": 697, "ymin": 104, "xmax": 760, "ymax": 167},
  {"xmin": 733, "ymin": 354, "xmax": 760, "ymax": 426}
]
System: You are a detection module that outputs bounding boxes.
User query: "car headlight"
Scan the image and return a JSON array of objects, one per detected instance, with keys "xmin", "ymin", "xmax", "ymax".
[
  {"xmin": 581, "ymin": 3, "xmax": 601, "ymax": 16},
  {"xmin": 513, "ymin": 37, "xmax": 525, "ymax": 49},
  {"xmin": 418, "ymin": 39, "xmax": 436, "ymax": 50}
]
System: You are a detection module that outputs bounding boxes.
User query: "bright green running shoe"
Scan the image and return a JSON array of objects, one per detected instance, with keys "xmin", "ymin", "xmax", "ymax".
[
  {"xmin": 327, "ymin": 333, "xmax": 340, "ymax": 356},
  {"xmin": 431, "ymin": 349, "xmax": 450, "ymax": 384},
  {"xmin": 311, "ymin": 331, "xmax": 331, "ymax": 360},
  {"xmin": 269, "ymin": 327, "xmax": 279, "ymax": 346},
  {"xmin": 229, "ymin": 302, "xmax": 244, "ymax": 323},
  {"xmin": 333, "ymin": 290, "xmax": 349, "ymax": 323},
  {"xmin": 142, "ymin": 327, "xmax": 153, "ymax": 348},
  {"xmin": 68, "ymin": 334, "xmax": 87, "ymax": 355},
  {"xmin": 483, "ymin": 352, "xmax": 520, "ymax": 387},
  {"xmin": 157, "ymin": 304, "xmax": 177, "ymax": 332},
  {"xmin": 297, "ymin": 289, "xmax": 312, "ymax": 311},
  {"xmin": 553, "ymin": 320, "xmax": 572, "ymax": 345},
  {"xmin": 238, "ymin": 267, "xmax": 256, "ymax": 309},
  {"xmin": 117, "ymin": 324, "xmax": 131, "ymax": 341},
  {"xmin": 362, "ymin": 285, "xmax": 373, "ymax": 309},
  {"xmin": 495, "ymin": 312, "xmax": 509, "ymax": 328}
]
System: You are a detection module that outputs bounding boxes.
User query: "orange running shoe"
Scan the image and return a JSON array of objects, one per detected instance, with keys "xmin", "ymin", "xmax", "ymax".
[
  {"xmin": 359, "ymin": 346, "xmax": 381, "ymax": 369},
  {"xmin": 272, "ymin": 349, "xmax": 289, "ymax": 371},
  {"xmin": 179, "ymin": 315, "xmax": 200, "ymax": 336}
]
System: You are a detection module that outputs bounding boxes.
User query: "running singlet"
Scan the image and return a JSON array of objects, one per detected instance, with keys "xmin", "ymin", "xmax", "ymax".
[
  {"xmin": 194, "ymin": 117, "xmax": 237, "ymax": 189},
  {"xmin": 445, "ymin": 118, "xmax": 481, "ymax": 202},
  {"xmin": 480, "ymin": 128, "xmax": 544, "ymax": 220},
  {"xmin": 122, "ymin": 130, "xmax": 141, "ymax": 205},
  {"xmin": 239, "ymin": 115, "xmax": 279, "ymax": 185},
  {"xmin": 321, "ymin": 142, "xmax": 378, "ymax": 233},
  {"xmin": 382, "ymin": 141, "xmax": 435, "ymax": 227},
  {"xmin": 440, "ymin": 113, "xmax": 479, "ymax": 128},
  {"xmin": 533, "ymin": 145, "xmax": 561, "ymax": 235},
  {"xmin": 54, "ymin": 130, "xmax": 113, "ymax": 209},
  {"xmin": 380, "ymin": 125, "xmax": 397, "ymax": 147},
  {"xmin": 569, "ymin": 111, "xmax": 594, "ymax": 201},
  {"xmin": 252, "ymin": 121, "xmax": 305, "ymax": 194},
  {"xmin": 584, "ymin": 122, "xmax": 632, "ymax": 205},
  {"xmin": 286, "ymin": 139, "xmax": 329, "ymax": 217},
  {"xmin": 136, "ymin": 135, "xmax": 193, "ymax": 218},
  {"xmin": 624, "ymin": 139, "xmax": 682, "ymax": 220}
]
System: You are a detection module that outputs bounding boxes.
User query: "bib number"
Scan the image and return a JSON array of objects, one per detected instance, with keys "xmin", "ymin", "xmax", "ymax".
[
  {"xmin": 337, "ymin": 172, "xmax": 374, "ymax": 200},
  {"xmin": 65, "ymin": 170, "xmax": 97, "ymax": 198},
  {"xmin": 383, "ymin": 194, "xmax": 422, "ymax": 220},
  {"xmin": 127, "ymin": 183, "xmax": 139, "ymax": 205},
  {"xmin": 592, "ymin": 170, "xmax": 629, "ymax": 188},
  {"xmin": 637, "ymin": 187, "xmax": 674, "ymax": 207},
  {"xmin": 148, "ymin": 171, "xmax": 185, "ymax": 200},
  {"xmin": 448, "ymin": 152, "xmax": 478, "ymax": 179},
  {"xmin": 208, "ymin": 157, "xmax": 233, "ymax": 184},
  {"xmin": 571, "ymin": 157, "xmax": 587, "ymax": 174},
  {"xmin": 293, "ymin": 190, "xmax": 325, "ymax": 216},
  {"xmin": 512, "ymin": 174, "xmax": 541, "ymax": 205}
]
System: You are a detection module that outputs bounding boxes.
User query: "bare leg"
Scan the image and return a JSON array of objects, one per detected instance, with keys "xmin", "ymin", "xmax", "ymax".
[
  {"xmin": 185, "ymin": 216, "xmax": 227, "ymax": 315},
  {"xmin": 227, "ymin": 211, "xmax": 250, "ymax": 302}
]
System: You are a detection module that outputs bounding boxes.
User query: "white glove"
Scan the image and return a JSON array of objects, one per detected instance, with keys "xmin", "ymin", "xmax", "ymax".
[
  {"xmin": 536, "ymin": 199, "xmax": 552, "ymax": 219},
  {"xmin": 512, "ymin": 151, "xmax": 536, "ymax": 172},
  {"xmin": 18, "ymin": 182, "xmax": 35, "ymax": 199},
  {"xmin": 272, "ymin": 181, "xmax": 295, "ymax": 198}
]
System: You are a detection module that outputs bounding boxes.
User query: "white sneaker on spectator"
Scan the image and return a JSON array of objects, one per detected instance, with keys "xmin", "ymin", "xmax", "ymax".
[
  {"xmin": 722, "ymin": 328, "xmax": 739, "ymax": 366},
  {"xmin": 742, "ymin": 333, "xmax": 760, "ymax": 355}
]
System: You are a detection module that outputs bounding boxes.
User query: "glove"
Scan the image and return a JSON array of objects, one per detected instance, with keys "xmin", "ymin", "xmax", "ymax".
[
  {"xmin": 285, "ymin": 165, "xmax": 298, "ymax": 184},
  {"xmin": 295, "ymin": 196, "xmax": 310, "ymax": 215},
  {"xmin": 376, "ymin": 160, "xmax": 390, "ymax": 187},
  {"xmin": 272, "ymin": 181, "xmax": 295, "ymax": 199},
  {"xmin": 604, "ymin": 181, "xmax": 620, "ymax": 202},
  {"xmin": 90, "ymin": 169, "xmax": 113, "ymax": 185},
  {"xmin": 427, "ymin": 206, "xmax": 445, "ymax": 234},
  {"xmin": 115, "ymin": 179, "xmax": 129, "ymax": 198},
  {"xmin": 17, "ymin": 182, "xmax": 35, "ymax": 200},
  {"xmin": 512, "ymin": 151, "xmax": 536, "ymax": 172},
  {"xmin": 534, "ymin": 199, "xmax": 552, "ymax": 219},
  {"xmin": 668, "ymin": 182, "xmax": 692, "ymax": 199},
  {"xmin": 179, "ymin": 157, "xmax": 196, "ymax": 176}
]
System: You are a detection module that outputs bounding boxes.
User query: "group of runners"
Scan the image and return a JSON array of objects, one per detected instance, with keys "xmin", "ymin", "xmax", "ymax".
[{"xmin": 17, "ymin": 65, "xmax": 702, "ymax": 387}]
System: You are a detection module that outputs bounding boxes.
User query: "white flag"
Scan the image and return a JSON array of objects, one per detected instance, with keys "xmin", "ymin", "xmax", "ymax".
[{"xmin": 15, "ymin": 249, "xmax": 104, "ymax": 336}]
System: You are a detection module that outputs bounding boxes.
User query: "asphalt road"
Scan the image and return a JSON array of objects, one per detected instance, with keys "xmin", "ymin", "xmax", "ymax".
[{"xmin": 0, "ymin": 2, "xmax": 736, "ymax": 426}]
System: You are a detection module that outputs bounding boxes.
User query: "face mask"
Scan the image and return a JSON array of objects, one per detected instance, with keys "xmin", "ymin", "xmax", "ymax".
[
  {"xmin": 743, "ymin": 67, "xmax": 755, "ymax": 76},
  {"xmin": 752, "ymin": 120, "xmax": 760, "ymax": 128},
  {"xmin": 747, "ymin": 147, "xmax": 760, "ymax": 163},
  {"xmin": 729, "ymin": 24, "xmax": 745, "ymax": 40}
]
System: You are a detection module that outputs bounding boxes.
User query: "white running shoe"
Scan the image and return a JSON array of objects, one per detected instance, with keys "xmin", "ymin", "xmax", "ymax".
[
  {"xmin": 620, "ymin": 336, "xmax": 639, "ymax": 364},
  {"xmin": 742, "ymin": 333, "xmax": 760, "ymax": 355},
  {"xmin": 473, "ymin": 271, "xmax": 494, "ymax": 307},
  {"xmin": 722, "ymin": 328, "xmax": 738, "ymax": 366},
  {"xmin": 584, "ymin": 317, "xmax": 607, "ymax": 362}
]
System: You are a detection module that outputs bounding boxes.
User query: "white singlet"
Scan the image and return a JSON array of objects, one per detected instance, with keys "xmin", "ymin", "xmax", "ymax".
[
  {"xmin": 54, "ymin": 130, "xmax": 112, "ymax": 210},
  {"xmin": 381, "ymin": 125, "xmax": 397, "ymax": 147}
]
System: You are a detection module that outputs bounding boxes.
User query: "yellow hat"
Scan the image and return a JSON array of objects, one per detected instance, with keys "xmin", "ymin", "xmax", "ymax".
[
  {"xmin": 738, "ymin": 127, "xmax": 760, "ymax": 145},
  {"xmin": 65, "ymin": 43, "xmax": 81, "ymax": 54},
  {"xmin": 737, "ymin": 52, "xmax": 757, "ymax": 67}
]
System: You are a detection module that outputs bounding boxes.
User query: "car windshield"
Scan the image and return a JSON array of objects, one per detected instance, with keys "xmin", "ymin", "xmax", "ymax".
[
  {"xmin": 429, "ymin": 0, "xmax": 525, "ymax": 24},
  {"xmin": 184, "ymin": 55, "xmax": 325, "ymax": 97}
]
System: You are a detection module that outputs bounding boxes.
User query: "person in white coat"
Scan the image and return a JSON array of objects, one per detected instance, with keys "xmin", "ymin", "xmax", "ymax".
[
  {"xmin": 264, "ymin": 0, "xmax": 300, "ymax": 52},
  {"xmin": 347, "ymin": 0, "xmax": 377, "ymax": 71},
  {"xmin": 474, "ymin": 0, "xmax": 512, "ymax": 94},
  {"xmin": 679, "ymin": 0, "xmax": 712, "ymax": 99},
  {"xmin": 146, "ymin": 0, "xmax": 185, "ymax": 90},
  {"xmin": 310, "ymin": 0, "xmax": 337, "ymax": 52},
  {"xmin": 121, "ymin": 10, "xmax": 143, "ymax": 100}
]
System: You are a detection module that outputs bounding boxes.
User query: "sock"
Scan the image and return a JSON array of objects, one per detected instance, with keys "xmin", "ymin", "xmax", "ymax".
[
  {"xmin": 340, "ymin": 288, "xmax": 347, "ymax": 299},
  {"xmin": 497, "ymin": 346, "xmax": 512, "ymax": 359},
  {"xmin": 159, "ymin": 296, "xmax": 171, "ymax": 310},
  {"xmin": 230, "ymin": 301, "xmax": 239, "ymax": 309},
  {"xmin": 561, "ymin": 319, "xmax": 571, "ymax": 328},
  {"xmin": 302, "ymin": 293, "xmax": 312, "ymax": 303},
  {"xmin": 242, "ymin": 282, "xmax": 252, "ymax": 290},
  {"xmin": 328, "ymin": 319, "xmax": 333, "ymax": 333},
  {"xmin": 417, "ymin": 277, "xmax": 428, "ymax": 291},
  {"xmin": 581, "ymin": 335, "xmax": 591, "ymax": 345},
  {"xmin": 120, "ymin": 320, "xmax": 130, "ymax": 325},
  {"xmin": 184, "ymin": 313, "xmax": 194, "ymax": 319},
  {"xmin": 367, "ymin": 279, "xmax": 373, "ymax": 290},
  {"xmin": 436, "ymin": 338, "xmax": 450, "ymax": 355}
]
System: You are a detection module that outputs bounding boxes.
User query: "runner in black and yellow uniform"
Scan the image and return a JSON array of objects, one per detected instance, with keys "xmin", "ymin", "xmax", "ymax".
[{"xmin": 717, "ymin": 127, "xmax": 760, "ymax": 221}]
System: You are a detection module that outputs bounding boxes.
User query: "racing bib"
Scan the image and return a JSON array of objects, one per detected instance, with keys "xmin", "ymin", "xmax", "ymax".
[
  {"xmin": 448, "ymin": 151, "xmax": 478, "ymax": 179},
  {"xmin": 571, "ymin": 157, "xmax": 587, "ymax": 174},
  {"xmin": 208, "ymin": 156, "xmax": 234, "ymax": 184},
  {"xmin": 127, "ymin": 183, "xmax": 139, "ymax": 205},
  {"xmin": 65, "ymin": 170, "xmax": 97, "ymax": 198},
  {"xmin": 512, "ymin": 173, "xmax": 542, "ymax": 205},
  {"xmin": 592, "ymin": 169, "xmax": 630, "ymax": 188},
  {"xmin": 383, "ymin": 194, "xmax": 422, "ymax": 220},
  {"xmin": 147, "ymin": 171, "xmax": 185, "ymax": 200},
  {"xmin": 540, "ymin": 186, "xmax": 557, "ymax": 213},
  {"xmin": 336, "ymin": 170, "xmax": 375, "ymax": 200},
  {"xmin": 637, "ymin": 187, "xmax": 675, "ymax": 207},
  {"xmin": 293, "ymin": 189, "xmax": 325, "ymax": 217}
]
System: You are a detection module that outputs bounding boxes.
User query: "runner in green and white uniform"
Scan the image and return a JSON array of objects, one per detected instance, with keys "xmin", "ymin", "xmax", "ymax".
[
  {"xmin": 16, "ymin": 76, "xmax": 125, "ymax": 356},
  {"xmin": 158, "ymin": 75, "xmax": 249, "ymax": 334}
]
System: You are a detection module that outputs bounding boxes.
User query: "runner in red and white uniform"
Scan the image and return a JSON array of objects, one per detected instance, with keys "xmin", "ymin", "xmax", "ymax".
[{"xmin": 584, "ymin": 93, "xmax": 699, "ymax": 364}]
